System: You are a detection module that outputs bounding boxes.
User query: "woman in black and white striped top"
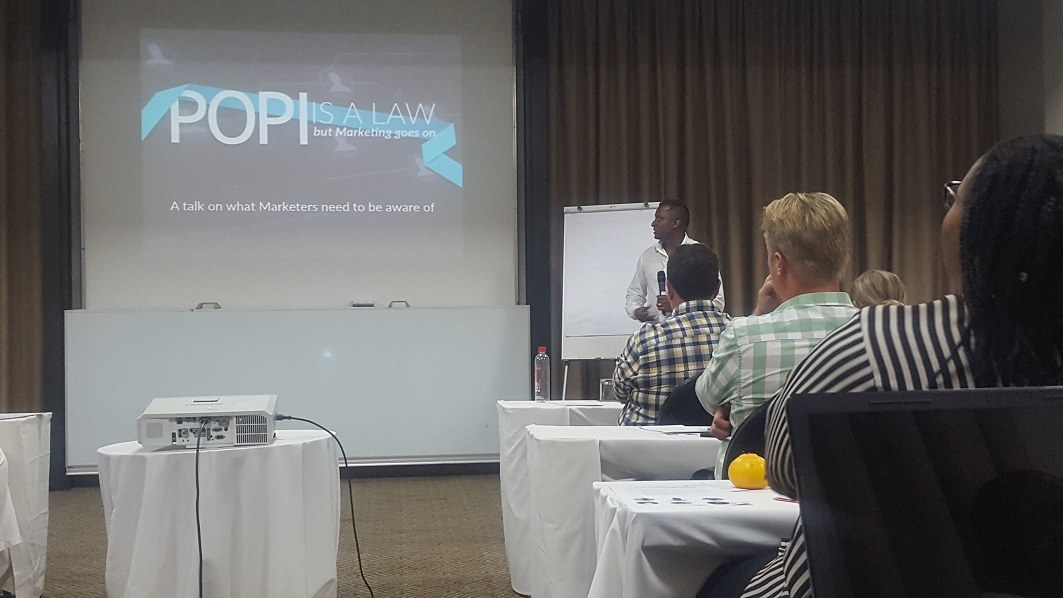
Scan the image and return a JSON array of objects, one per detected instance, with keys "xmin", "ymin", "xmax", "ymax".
[{"xmin": 720, "ymin": 135, "xmax": 1063, "ymax": 598}]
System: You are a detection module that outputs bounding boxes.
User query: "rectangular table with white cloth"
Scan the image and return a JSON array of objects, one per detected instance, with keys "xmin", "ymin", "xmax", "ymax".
[
  {"xmin": 526, "ymin": 425, "xmax": 720, "ymax": 598},
  {"xmin": 0, "ymin": 413, "xmax": 51, "ymax": 598},
  {"xmin": 98, "ymin": 429, "xmax": 339, "ymax": 598},
  {"xmin": 589, "ymin": 480, "xmax": 800, "ymax": 598},
  {"xmin": 0, "ymin": 451, "xmax": 23, "ymax": 596},
  {"xmin": 497, "ymin": 400, "xmax": 623, "ymax": 594}
]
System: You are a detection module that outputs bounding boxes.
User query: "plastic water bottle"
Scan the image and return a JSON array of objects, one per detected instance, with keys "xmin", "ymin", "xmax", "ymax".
[{"xmin": 533, "ymin": 346, "xmax": 551, "ymax": 401}]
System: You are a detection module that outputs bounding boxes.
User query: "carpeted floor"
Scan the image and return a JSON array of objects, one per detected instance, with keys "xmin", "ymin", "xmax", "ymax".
[{"xmin": 46, "ymin": 475, "xmax": 520, "ymax": 597}]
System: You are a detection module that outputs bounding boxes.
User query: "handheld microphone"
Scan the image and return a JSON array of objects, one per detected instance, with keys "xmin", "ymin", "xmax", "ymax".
[{"xmin": 657, "ymin": 270, "xmax": 667, "ymax": 295}]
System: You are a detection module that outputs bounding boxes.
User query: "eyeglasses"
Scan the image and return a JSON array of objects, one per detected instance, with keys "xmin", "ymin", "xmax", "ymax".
[{"xmin": 943, "ymin": 180, "xmax": 962, "ymax": 211}]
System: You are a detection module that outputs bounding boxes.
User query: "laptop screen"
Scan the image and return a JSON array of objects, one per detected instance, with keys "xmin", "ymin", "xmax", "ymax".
[{"xmin": 787, "ymin": 388, "xmax": 1063, "ymax": 598}]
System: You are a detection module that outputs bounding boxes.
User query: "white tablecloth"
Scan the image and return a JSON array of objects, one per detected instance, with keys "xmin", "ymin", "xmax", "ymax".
[
  {"xmin": 98, "ymin": 430, "xmax": 339, "ymax": 598},
  {"xmin": 0, "ymin": 451, "xmax": 23, "ymax": 558},
  {"xmin": 590, "ymin": 480, "xmax": 800, "ymax": 598},
  {"xmin": 497, "ymin": 400, "xmax": 623, "ymax": 594},
  {"xmin": 0, "ymin": 413, "xmax": 51, "ymax": 598},
  {"xmin": 526, "ymin": 425, "xmax": 720, "ymax": 598}
]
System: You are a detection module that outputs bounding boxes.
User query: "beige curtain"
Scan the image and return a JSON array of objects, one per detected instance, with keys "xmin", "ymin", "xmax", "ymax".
[
  {"xmin": 547, "ymin": 0, "xmax": 998, "ymax": 396},
  {"xmin": 0, "ymin": 0, "xmax": 45, "ymax": 412}
]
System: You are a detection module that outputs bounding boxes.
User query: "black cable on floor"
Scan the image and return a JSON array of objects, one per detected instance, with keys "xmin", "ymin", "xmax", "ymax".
[
  {"xmin": 276, "ymin": 414, "xmax": 375, "ymax": 598},
  {"xmin": 195, "ymin": 419, "xmax": 207, "ymax": 598}
]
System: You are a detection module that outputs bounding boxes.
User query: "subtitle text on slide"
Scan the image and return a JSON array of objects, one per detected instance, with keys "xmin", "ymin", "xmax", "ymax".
[{"xmin": 168, "ymin": 201, "xmax": 437, "ymax": 214}]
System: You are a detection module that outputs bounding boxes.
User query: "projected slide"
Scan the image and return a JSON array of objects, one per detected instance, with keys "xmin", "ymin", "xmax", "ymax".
[{"xmin": 139, "ymin": 29, "xmax": 463, "ymax": 258}]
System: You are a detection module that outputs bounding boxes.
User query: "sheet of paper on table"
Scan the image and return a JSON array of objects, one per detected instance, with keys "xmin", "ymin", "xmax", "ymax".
[
  {"xmin": 605, "ymin": 481, "xmax": 782, "ymax": 506},
  {"xmin": 638, "ymin": 425, "xmax": 710, "ymax": 435}
]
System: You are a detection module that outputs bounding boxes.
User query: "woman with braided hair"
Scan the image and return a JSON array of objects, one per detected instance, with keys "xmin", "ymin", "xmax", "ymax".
[
  {"xmin": 698, "ymin": 134, "xmax": 1063, "ymax": 598},
  {"xmin": 954, "ymin": 134, "xmax": 1063, "ymax": 386}
]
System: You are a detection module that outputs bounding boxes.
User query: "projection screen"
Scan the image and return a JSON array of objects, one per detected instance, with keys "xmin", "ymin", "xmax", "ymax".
[{"xmin": 79, "ymin": 0, "xmax": 517, "ymax": 309}]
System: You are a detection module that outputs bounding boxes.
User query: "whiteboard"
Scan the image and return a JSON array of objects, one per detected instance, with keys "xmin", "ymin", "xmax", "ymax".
[
  {"xmin": 562, "ymin": 203, "xmax": 658, "ymax": 360},
  {"xmin": 65, "ymin": 307, "xmax": 529, "ymax": 473}
]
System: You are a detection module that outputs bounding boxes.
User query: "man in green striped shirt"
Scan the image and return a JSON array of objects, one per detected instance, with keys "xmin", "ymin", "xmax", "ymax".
[{"xmin": 695, "ymin": 192, "xmax": 856, "ymax": 472}]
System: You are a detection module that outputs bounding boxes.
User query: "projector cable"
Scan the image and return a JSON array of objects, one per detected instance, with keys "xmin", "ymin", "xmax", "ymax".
[
  {"xmin": 194, "ymin": 419, "xmax": 207, "ymax": 598},
  {"xmin": 276, "ymin": 414, "xmax": 375, "ymax": 598}
]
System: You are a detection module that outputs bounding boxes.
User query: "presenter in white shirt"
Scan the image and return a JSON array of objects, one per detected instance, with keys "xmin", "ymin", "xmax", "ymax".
[{"xmin": 625, "ymin": 201, "xmax": 726, "ymax": 323}]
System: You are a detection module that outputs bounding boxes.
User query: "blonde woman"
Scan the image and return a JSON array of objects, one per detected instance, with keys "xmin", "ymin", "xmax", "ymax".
[{"xmin": 850, "ymin": 269, "xmax": 907, "ymax": 308}]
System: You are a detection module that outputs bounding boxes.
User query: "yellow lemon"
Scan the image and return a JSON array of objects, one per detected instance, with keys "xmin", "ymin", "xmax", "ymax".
[{"xmin": 728, "ymin": 453, "xmax": 768, "ymax": 489}]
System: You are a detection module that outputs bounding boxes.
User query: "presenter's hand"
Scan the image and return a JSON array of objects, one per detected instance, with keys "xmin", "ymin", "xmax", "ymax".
[
  {"xmin": 753, "ymin": 275, "xmax": 782, "ymax": 315},
  {"xmin": 633, "ymin": 307, "xmax": 655, "ymax": 322},
  {"xmin": 708, "ymin": 405, "xmax": 732, "ymax": 440},
  {"xmin": 655, "ymin": 294, "xmax": 672, "ymax": 315}
]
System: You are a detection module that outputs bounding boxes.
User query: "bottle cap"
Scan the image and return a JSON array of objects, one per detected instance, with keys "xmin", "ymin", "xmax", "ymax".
[{"xmin": 537, "ymin": 346, "xmax": 547, "ymax": 353}]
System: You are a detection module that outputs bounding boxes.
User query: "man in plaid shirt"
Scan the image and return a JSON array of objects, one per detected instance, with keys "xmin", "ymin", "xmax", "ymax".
[
  {"xmin": 695, "ymin": 192, "xmax": 856, "ymax": 472},
  {"xmin": 614, "ymin": 244, "xmax": 731, "ymax": 425}
]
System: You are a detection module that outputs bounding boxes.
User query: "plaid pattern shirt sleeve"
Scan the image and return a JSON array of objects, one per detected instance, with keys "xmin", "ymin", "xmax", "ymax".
[
  {"xmin": 696, "ymin": 323, "xmax": 740, "ymax": 413},
  {"xmin": 612, "ymin": 330, "xmax": 643, "ymax": 406}
]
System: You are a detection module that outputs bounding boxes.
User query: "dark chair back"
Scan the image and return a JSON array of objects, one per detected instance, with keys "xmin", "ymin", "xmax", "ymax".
[
  {"xmin": 658, "ymin": 376, "xmax": 713, "ymax": 426},
  {"xmin": 718, "ymin": 401, "xmax": 770, "ymax": 480}
]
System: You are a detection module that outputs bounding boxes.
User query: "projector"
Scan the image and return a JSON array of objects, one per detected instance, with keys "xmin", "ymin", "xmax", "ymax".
[{"xmin": 137, "ymin": 394, "xmax": 278, "ymax": 449}]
